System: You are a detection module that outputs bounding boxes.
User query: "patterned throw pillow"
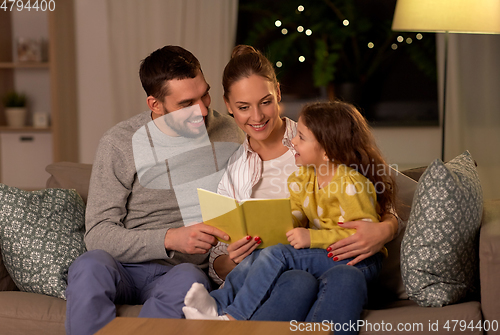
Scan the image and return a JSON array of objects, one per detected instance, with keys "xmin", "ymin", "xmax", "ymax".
[
  {"xmin": 401, "ymin": 151, "xmax": 483, "ymax": 307},
  {"xmin": 0, "ymin": 184, "xmax": 86, "ymax": 299}
]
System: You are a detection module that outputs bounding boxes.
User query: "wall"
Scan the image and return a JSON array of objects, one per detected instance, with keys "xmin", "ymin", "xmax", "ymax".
[
  {"xmin": 74, "ymin": 0, "xmax": 114, "ymax": 163},
  {"xmin": 73, "ymin": 0, "xmax": 235, "ymax": 164},
  {"xmin": 71, "ymin": 2, "xmax": 468, "ymax": 185},
  {"xmin": 282, "ymin": 100, "xmax": 441, "ymax": 170}
]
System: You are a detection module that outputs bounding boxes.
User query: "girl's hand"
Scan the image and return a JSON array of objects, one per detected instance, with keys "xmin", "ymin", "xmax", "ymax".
[
  {"xmin": 286, "ymin": 228, "xmax": 310, "ymax": 249},
  {"xmin": 327, "ymin": 215, "xmax": 396, "ymax": 265},
  {"xmin": 227, "ymin": 235, "xmax": 260, "ymax": 264}
]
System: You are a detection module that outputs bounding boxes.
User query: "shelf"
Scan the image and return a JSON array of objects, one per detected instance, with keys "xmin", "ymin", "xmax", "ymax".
[
  {"xmin": 0, "ymin": 62, "xmax": 50, "ymax": 69},
  {"xmin": 0, "ymin": 3, "xmax": 78, "ymax": 165},
  {"xmin": 0, "ymin": 126, "xmax": 51, "ymax": 133}
]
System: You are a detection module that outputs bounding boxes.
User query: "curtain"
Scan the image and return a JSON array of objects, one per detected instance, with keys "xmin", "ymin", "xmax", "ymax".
[
  {"xmin": 438, "ymin": 34, "xmax": 500, "ymax": 200},
  {"xmin": 106, "ymin": 0, "xmax": 238, "ymax": 123}
]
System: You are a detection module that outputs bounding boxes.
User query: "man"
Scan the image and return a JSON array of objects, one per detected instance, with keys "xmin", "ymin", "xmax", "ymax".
[
  {"xmin": 64, "ymin": 46, "xmax": 244, "ymax": 335},
  {"xmin": 65, "ymin": 45, "xmax": 322, "ymax": 335}
]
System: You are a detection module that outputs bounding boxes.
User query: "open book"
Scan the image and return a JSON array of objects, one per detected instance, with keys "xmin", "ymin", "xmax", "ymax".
[{"xmin": 197, "ymin": 188, "xmax": 294, "ymax": 248}]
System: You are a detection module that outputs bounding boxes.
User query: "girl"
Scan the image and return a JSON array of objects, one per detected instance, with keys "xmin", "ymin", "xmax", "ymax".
[{"xmin": 183, "ymin": 100, "xmax": 396, "ymax": 326}]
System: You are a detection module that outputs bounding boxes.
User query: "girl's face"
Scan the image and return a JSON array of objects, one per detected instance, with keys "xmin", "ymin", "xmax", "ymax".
[
  {"xmin": 291, "ymin": 116, "xmax": 327, "ymax": 167},
  {"xmin": 225, "ymin": 74, "xmax": 281, "ymax": 142}
]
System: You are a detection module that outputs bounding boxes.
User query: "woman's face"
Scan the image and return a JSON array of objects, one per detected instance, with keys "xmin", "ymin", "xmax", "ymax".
[{"xmin": 225, "ymin": 74, "xmax": 281, "ymax": 142}]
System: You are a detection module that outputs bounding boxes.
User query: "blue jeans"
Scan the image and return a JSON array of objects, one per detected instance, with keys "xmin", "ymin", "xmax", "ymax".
[
  {"xmin": 251, "ymin": 269, "xmax": 319, "ymax": 321},
  {"xmin": 251, "ymin": 265, "xmax": 371, "ymax": 335},
  {"xmin": 211, "ymin": 244, "xmax": 383, "ymax": 324},
  {"xmin": 65, "ymin": 249, "xmax": 211, "ymax": 335}
]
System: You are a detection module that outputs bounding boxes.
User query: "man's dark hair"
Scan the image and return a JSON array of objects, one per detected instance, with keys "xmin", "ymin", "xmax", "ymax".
[{"xmin": 139, "ymin": 45, "xmax": 201, "ymax": 102}]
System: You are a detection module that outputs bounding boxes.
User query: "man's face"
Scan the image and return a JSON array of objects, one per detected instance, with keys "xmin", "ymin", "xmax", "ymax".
[{"xmin": 155, "ymin": 71, "xmax": 211, "ymax": 138}]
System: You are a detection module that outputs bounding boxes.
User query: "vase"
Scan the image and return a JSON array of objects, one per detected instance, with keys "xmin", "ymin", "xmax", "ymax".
[{"xmin": 5, "ymin": 107, "xmax": 27, "ymax": 128}]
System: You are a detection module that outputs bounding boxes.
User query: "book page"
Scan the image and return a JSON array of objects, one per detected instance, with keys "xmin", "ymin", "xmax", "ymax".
[
  {"xmin": 240, "ymin": 198, "xmax": 294, "ymax": 248},
  {"xmin": 197, "ymin": 189, "xmax": 246, "ymax": 243}
]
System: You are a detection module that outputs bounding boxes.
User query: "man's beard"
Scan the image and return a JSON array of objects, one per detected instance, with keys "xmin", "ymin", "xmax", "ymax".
[{"xmin": 162, "ymin": 106, "xmax": 208, "ymax": 138}]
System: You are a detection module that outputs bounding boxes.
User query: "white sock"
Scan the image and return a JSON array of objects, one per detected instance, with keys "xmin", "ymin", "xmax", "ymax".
[
  {"xmin": 184, "ymin": 282, "xmax": 218, "ymax": 317},
  {"xmin": 182, "ymin": 306, "xmax": 229, "ymax": 320}
]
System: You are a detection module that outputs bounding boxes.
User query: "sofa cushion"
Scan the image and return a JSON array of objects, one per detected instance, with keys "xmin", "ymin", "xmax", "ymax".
[
  {"xmin": 367, "ymin": 168, "xmax": 417, "ymax": 305},
  {"xmin": 401, "ymin": 151, "xmax": 483, "ymax": 307},
  {"xmin": 0, "ymin": 184, "xmax": 86, "ymax": 299},
  {"xmin": 0, "ymin": 245, "xmax": 17, "ymax": 291},
  {"xmin": 0, "ymin": 291, "xmax": 142, "ymax": 335},
  {"xmin": 362, "ymin": 300, "xmax": 483, "ymax": 335},
  {"xmin": 45, "ymin": 162, "xmax": 93, "ymax": 204}
]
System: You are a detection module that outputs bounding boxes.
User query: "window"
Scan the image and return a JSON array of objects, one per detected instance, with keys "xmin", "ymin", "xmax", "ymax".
[{"xmin": 236, "ymin": 0, "xmax": 438, "ymax": 126}]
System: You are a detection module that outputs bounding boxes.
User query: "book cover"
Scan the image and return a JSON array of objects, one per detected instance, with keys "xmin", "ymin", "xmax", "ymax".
[{"xmin": 197, "ymin": 188, "xmax": 294, "ymax": 248}]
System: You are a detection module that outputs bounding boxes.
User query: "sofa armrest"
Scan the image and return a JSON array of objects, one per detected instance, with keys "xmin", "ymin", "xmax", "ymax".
[{"xmin": 479, "ymin": 199, "xmax": 500, "ymax": 330}]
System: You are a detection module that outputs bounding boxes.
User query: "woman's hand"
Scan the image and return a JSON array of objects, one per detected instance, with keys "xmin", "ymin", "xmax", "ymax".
[
  {"xmin": 286, "ymin": 228, "xmax": 310, "ymax": 249},
  {"xmin": 228, "ymin": 235, "xmax": 260, "ymax": 264},
  {"xmin": 213, "ymin": 235, "xmax": 260, "ymax": 281},
  {"xmin": 327, "ymin": 214, "xmax": 397, "ymax": 266}
]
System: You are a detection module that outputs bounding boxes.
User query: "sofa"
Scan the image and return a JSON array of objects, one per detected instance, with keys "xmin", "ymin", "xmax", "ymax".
[{"xmin": 0, "ymin": 161, "xmax": 499, "ymax": 335}]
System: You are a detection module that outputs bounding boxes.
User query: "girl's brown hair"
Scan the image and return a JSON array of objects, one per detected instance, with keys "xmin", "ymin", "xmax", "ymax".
[
  {"xmin": 222, "ymin": 45, "xmax": 278, "ymax": 100},
  {"xmin": 300, "ymin": 101, "xmax": 396, "ymax": 216}
]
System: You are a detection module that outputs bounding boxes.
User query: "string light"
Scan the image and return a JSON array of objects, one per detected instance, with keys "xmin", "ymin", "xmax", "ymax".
[
  {"xmin": 368, "ymin": 42, "xmax": 374, "ymax": 49},
  {"xmin": 297, "ymin": 5, "xmax": 304, "ymax": 12},
  {"xmin": 305, "ymin": 29, "xmax": 312, "ymax": 36},
  {"xmin": 298, "ymin": 56, "xmax": 306, "ymax": 62},
  {"xmin": 343, "ymin": 19, "xmax": 349, "ymax": 26},
  {"xmin": 416, "ymin": 33, "xmax": 423, "ymax": 40},
  {"xmin": 276, "ymin": 61, "xmax": 283, "ymax": 68},
  {"xmin": 406, "ymin": 37, "xmax": 413, "ymax": 44},
  {"xmin": 275, "ymin": 20, "xmax": 282, "ymax": 27},
  {"xmin": 391, "ymin": 43, "xmax": 398, "ymax": 50},
  {"xmin": 281, "ymin": 28, "xmax": 288, "ymax": 35},
  {"xmin": 397, "ymin": 36, "xmax": 404, "ymax": 43},
  {"xmin": 297, "ymin": 26, "xmax": 304, "ymax": 33}
]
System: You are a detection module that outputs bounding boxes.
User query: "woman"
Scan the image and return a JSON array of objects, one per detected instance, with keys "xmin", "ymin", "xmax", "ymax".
[{"xmin": 209, "ymin": 45, "xmax": 399, "ymax": 328}]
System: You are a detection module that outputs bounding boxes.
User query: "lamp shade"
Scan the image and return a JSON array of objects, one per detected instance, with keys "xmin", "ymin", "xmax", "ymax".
[{"xmin": 392, "ymin": 0, "xmax": 500, "ymax": 34}]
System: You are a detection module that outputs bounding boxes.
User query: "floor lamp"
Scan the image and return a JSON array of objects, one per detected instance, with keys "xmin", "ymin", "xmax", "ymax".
[{"xmin": 391, "ymin": 0, "xmax": 500, "ymax": 161}]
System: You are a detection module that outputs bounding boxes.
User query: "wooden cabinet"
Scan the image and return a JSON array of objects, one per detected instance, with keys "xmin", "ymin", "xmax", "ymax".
[
  {"xmin": 0, "ymin": 130, "xmax": 53, "ymax": 189},
  {"xmin": 0, "ymin": 1, "xmax": 78, "ymax": 189}
]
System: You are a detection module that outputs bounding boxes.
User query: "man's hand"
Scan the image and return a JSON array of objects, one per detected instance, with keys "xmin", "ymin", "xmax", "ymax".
[
  {"xmin": 286, "ymin": 227, "xmax": 310, "ymax": 249},
  {"xmin": 164, "ymin": 223, "xmax": 229, "ymax": 254}
]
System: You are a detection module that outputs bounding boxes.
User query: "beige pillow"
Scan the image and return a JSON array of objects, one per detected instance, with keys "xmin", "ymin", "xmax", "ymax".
[
  {"xmin": 368, "ymin": 168, "xmax": 418, "ymax": 305},
  {"xmin": 45, "ymin": 162, "xmax": 92, "ymax": 204}
]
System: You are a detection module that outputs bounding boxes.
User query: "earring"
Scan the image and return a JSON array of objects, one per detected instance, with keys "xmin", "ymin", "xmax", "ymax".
[{"xmin": 323, "ymin": 155, "xmax": 329, "ymax": 161}]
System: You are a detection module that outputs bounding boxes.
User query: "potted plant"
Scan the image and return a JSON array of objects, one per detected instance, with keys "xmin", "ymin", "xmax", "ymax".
[{"xmin": 2, "ymin": 91, "xmax": 27, "ymax": 128}]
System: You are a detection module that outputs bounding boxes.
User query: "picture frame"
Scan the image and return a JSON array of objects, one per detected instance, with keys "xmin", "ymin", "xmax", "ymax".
[{"xmin": 16, "ymin": 37, "xmax": 46, "ymax": 62}]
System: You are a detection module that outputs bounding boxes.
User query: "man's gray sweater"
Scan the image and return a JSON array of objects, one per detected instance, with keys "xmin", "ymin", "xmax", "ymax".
[{"xmin": 84, "ymin": 109, "xmax": 244, "ymax": 268}]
